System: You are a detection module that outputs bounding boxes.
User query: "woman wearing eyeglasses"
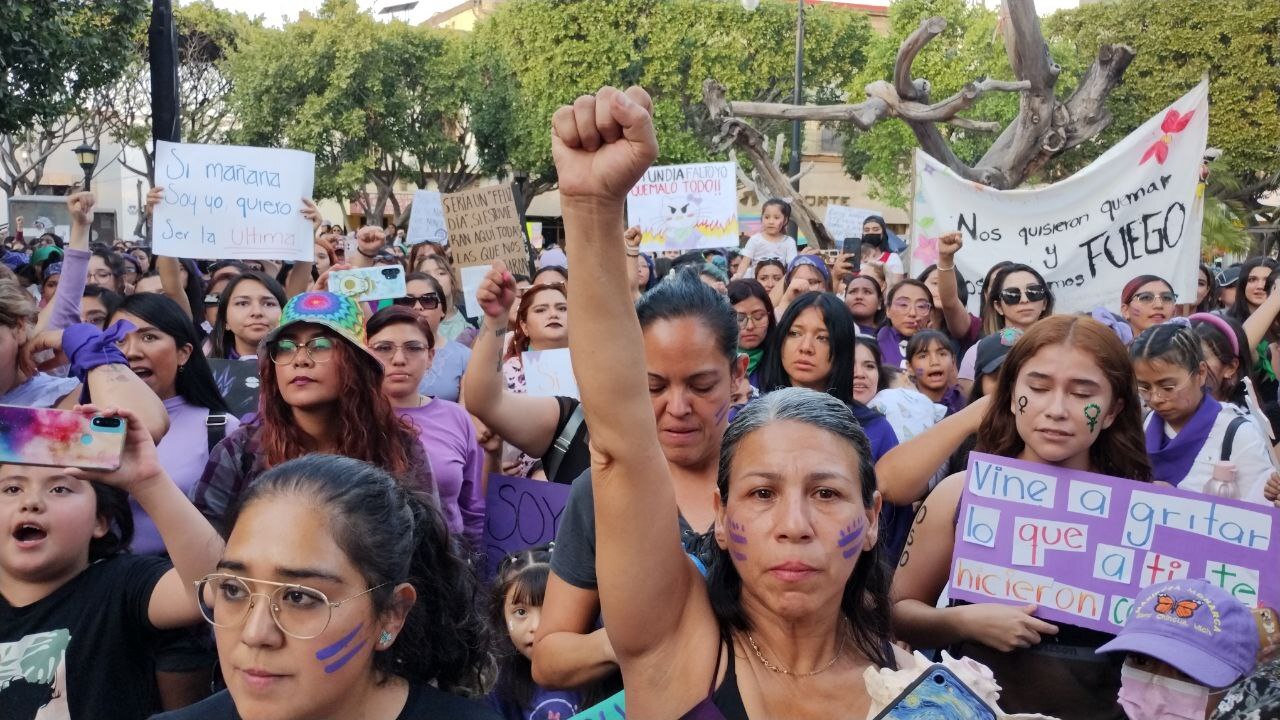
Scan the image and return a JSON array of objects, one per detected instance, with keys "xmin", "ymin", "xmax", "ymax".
[
  {"xmin": 191, "ymin": 292, "xmax": 435, "ymax": 531},
  {"xmin": 391, "ymin": 272, "xmax": 472, "ymax": 402},
  {"xmin": 366, "ymin": 306, "xmax": 485, "ymax": 550},
  {"xmin": 1120, "ymin": 274, "xmax": 1177, "ymax": 337},
  {"xmin": 158, "ymin": 455, "xmax": 497, "ymax": 720},
  {"xmin": 958, "ymin": 263, "xmax": 1055, "ymax": 395},
  {"xmin": 726, "ymin": 279, "xmax": 775, "ymax": 389},
  {"xmin": 878, "ymin": 279, "xmax": 933, "ymax": 369}
]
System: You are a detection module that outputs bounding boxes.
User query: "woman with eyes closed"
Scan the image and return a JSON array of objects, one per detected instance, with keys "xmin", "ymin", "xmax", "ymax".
[
  {"xmin": 152, "ymin": 455, "xmax": 497, "ymax": 720},
  {"xmin": 549, "ymin": 87, "xmax": 904, "ymax": 719},
  {"xmin": 366, "ymin": 306, "xmax": 485, "ymax": 550},
  {"xmin": 958, "ymin": 263, "xmax": 1054, "ymax": 395},
  {"xmin": 191, "ymin": 292, "xmax": 434, "ymax": 533},
  {"xmin": 891, "ymin": 315, "xmax": 1152, "ymax": 720}
]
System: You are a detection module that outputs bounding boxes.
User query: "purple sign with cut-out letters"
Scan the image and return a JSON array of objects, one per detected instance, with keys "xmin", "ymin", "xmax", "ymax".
[{"xmin": 949, "ymin": 452, "xmax": 1279, "ymax": 634}]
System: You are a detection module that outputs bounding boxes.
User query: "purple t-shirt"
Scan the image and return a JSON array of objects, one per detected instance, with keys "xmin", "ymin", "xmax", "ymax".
[
  {"xmin": 132, "ymin": 395, "xmax": 240, "ymax": 555},
  {"xmin": 397, "ymin": 399, "xmax": 485, "ymax": 547}
]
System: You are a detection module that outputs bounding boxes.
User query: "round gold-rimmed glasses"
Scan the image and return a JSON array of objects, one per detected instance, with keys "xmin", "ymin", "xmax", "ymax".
[{"xmin": 194, "ymin": 573, "xmax": 388, "ymax": 640}]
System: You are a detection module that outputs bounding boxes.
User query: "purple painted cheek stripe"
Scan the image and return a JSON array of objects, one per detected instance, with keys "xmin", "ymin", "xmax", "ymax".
[
  {"xmin": 323, "ymin": 639, "xmax": 368, "ymax": 674},
  {"xmin": 727, "ymin": 518, "xmax": 747, "ymax": 545},
  {"xmin": 316, "ymin": 622, "xmax": 367, "ymax": 673}
]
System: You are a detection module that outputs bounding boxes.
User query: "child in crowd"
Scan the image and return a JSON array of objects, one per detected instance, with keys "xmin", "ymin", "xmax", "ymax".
[
  {"xmin": 488, "ymin": 547, "xmax": 581, "ymax": 720},
  {"xmin": 1131, "ymin": 320, "xmax": 1275, "ymax": 503},
  {"xmin": 906, "ymin": 329, "xmax": 966, "ymax": 416},
  {"xmin": 737, "ymin": 198, "xmax": 797, "ymax": 270}
]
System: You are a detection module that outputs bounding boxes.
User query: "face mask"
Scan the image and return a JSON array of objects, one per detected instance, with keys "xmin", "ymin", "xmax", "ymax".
[
  {"xmin": 1117, "ymin": 664, "xmax": 1210, "ymax": 720},
  {"xmin": 863, "ymin": 232, "xmax": 884, "ymax": 247}
]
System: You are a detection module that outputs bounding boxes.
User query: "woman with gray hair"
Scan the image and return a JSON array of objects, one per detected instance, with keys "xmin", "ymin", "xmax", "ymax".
[{"xmin": 553, "ymin": 85, "xmax": 899, "ymax": 719}]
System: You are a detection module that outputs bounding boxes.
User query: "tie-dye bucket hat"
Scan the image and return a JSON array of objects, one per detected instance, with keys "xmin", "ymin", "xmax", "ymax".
[{"xmin": 261, "ymin": 291, "xmax": 381, "ymax": 369}]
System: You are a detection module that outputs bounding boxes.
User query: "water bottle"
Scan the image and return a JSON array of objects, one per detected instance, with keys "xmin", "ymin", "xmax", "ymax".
[{"xmin": 1206, "ymin": 461, "xmax": 1240, "ymax": 500}]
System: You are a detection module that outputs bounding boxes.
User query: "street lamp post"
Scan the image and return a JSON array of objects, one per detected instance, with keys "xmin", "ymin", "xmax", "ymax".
[
  {"xmin": 512, "ymin": 170, "xmax": 534, "ymax": 275},
  {"xmin": 789, "ymin": 0, "xmax": 804, "ymax": 189},
  {"xmin": 72, "ymin": 143, "xmax": 98, "ymax": 191}
]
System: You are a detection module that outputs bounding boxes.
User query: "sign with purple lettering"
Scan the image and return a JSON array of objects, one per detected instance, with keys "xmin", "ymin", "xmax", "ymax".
[
  {"xmin": 949, "ymin": 453, "xmax": 1278, "ymax": 634},
  {"xmin": 484, "ymin": 474, "xmax": 570, "ymax": 579}
]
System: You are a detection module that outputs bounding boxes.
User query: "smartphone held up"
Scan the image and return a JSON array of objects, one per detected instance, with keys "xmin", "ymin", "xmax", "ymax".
[{"xmin": 0, "ymin": 405, "xmax": 127, "ymax": 472}]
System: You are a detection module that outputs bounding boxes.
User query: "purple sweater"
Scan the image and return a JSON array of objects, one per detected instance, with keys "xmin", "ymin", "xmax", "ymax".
[
  {"xmin": 133, "ymin": 396, "xmax": 240, "ymax": 554},
  {"xmin": 49, "ymin": 248, "xmax": 89, "ymax": 330},
  {"xmin": 397, "ymin": 399, "xmax": 486, "ymax": 547}
]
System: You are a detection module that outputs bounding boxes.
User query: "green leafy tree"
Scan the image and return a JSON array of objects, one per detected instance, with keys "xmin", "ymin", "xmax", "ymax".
[
  {"xmin": 96, "ymin": 1, "xmax": 259, "ymax": 184},
  {"xmin": 227, "ymin": 0, "xmax": 479, "ymax": 221},
  {"xmin": 0, "ymin": 0, "xmax": 148, "ymax": 135},
  {"xmin": 471, "ymin": 0, "xmax": 872, "ymax": 209}
]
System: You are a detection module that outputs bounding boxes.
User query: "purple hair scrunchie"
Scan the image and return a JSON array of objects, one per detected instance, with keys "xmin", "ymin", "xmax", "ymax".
[{"xmin": 63, "ymin": 320, "xmax": 135, "ymax": 394}]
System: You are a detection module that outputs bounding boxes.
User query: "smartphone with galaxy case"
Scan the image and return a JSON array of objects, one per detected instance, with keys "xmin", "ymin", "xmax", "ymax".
[
  {"xmin": 873, "ymin": 664, "xmax": 998, "ymax": 720},
  {"xmin": 0, "ymin": 405, "xmax": 127, "ymax": 471},
  {"xmin": 329, "ymin": 265, "xmax": 406, "ymax": 302}
]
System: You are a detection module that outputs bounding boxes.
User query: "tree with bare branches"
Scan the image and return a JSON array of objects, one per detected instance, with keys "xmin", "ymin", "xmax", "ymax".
[{"xmin": 705, "ymin": 0, "xmax": 1134, "ymax": 248}]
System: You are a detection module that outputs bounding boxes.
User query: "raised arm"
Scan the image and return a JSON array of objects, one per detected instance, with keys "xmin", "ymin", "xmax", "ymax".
[
  {"xmin": 935, "ymin": 232, "xmax": 973, "ymax": 340},
  {"xmin": 875, "ymin": 395, "xmax": 989, "ymax": 504},
  {"xmin": 142, "ymin": 186, "xmax": 198, "ymax": 320},
  {"xmin": 283, "ymin": 198, "xmax": 322, "ymax": 299},
  {"xmin": 460, "ymin": 261, "xmax": 563, "ymax": 456},
  {"xmin": 1245, "ymin": 284, "xmax": 1280, "ymax": 357},
  {"xmin": 69, "ymin": 406, "xmax": 221, "ymax": 629},
  {"xmin": 556, "ymin": 87, "xmax": 708, "ymax": 667},
  {"xmin": 36, "ymin": 193, "xmax": 91, "ymax": 332}
]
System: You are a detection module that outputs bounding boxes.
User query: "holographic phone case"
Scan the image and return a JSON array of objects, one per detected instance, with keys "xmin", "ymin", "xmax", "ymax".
[
  {"xmin": 0, "ymin": 405, "xmax": 127, "ymax": 471},
  {"xmin": 873, "ymin": 664, "xmax": 998, "ymax": 720},
  {"xmin": 330, "ymin": 265, "xmax": 406, "ymax": 302}
]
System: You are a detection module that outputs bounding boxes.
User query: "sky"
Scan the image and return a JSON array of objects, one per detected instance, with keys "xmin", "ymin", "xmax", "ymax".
[{"xmin": 200, "ymin": 0, "xmax": 1085, "ymax": 27}]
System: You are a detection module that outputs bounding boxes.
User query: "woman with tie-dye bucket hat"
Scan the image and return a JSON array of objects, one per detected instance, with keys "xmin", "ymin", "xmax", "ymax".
[{"xmin": 191, "ymin": 291, "xmax": 436, "ymax": 532}]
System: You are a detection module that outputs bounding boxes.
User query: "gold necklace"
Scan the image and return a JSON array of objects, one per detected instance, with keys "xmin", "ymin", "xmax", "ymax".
[{"xmin": 745, "ymin": 627, "xmax": 847, "ymax": 677}]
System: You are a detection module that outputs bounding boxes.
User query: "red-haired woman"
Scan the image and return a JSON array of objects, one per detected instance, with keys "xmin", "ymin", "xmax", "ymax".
[
  {"xmin": 191, "ymin": 292, "xmax": 434, "ymax": 529},
  {"xmin": 502, "ymin": 282, "xmax": 569, "ymax": 393},
  {"xmin": 891, "ymin": 315, "xmax": 1152, "ymax": 719}
]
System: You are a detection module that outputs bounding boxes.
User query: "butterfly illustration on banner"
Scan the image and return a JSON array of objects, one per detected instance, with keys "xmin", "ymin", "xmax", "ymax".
[{"xmin": 1154, "ymin": 593, "xmax": 1201, "ymax": 619}]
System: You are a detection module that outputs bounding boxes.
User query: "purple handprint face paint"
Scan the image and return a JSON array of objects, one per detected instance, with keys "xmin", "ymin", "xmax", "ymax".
[
  {"xmin": 726, "ymin": 516, "xmax": 748, "ymax": 562},
  {"xmin": 837, "ymin": 519, "xmax": 864, "ymax": 559}
]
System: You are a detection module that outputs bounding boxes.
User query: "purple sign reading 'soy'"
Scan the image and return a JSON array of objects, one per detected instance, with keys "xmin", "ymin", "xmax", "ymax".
[
  {"xmin": 484, "ymin": 474, "xmax": 571, "ymax": 580},
  {"xmin": 949, "ymin": 453, "xmax": 1278, "ymax": 634}
]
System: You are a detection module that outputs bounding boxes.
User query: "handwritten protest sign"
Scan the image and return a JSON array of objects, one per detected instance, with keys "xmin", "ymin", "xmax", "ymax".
[
  {"xmin": 441, "ymin": 184, "xmax": 529, "ymax": 275},
  {"xmin": 484, "ymin": 474, "xmax": 571, "ymax": 579},
  {"xmin": 823, "ymin": 205, "xmax": 875, "ymax": 244},
  {"xmin": 153, "ymin": 140, "xmax": 316, "ymax": 261},
  {"xmin": 523, "ymin": 348, "xmax": 579, "ymax": 399},
  {"xmin": 405, "ymin": 190, "xmax": 447, "ymax": 246},
  {"xmin": 912, "ymin": 81, "xmax": 1208, "ymax": 314},
  {"xmin": 627, "ymin": 162, "xmax": 739, "ymax": 252},
  {"xmin": 948, "ymin": 452, "xmax": 1278, "ymax": 634}
]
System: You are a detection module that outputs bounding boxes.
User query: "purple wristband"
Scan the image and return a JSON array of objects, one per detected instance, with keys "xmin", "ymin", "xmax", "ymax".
[{"xmin": 63, "ymin": 320, "xmax": 135, "ymax": 387}]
